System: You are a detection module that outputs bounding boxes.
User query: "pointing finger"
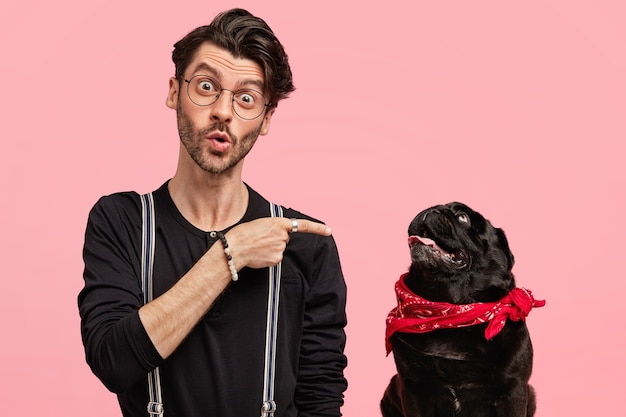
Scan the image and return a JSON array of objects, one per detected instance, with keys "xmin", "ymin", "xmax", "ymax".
[{"xmin": 286, "ymin": 218, "xmax": 332, "ymax": 236}]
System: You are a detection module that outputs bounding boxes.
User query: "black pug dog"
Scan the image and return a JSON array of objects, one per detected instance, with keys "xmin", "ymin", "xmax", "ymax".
[{"xmin": 381, "ymin": 202, "xmax": 544, "ymax": 417}]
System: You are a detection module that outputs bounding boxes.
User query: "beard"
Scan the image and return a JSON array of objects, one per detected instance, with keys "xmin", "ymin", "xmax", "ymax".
[{"xmin": 176, "ymin": 103, "xmax": 261, "ymax": 175}]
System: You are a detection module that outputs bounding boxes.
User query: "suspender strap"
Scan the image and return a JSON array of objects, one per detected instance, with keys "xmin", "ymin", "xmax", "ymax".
[
  {"xmin": 261, "ymin": 202, "xmax": 283, "ymax": 417},
  {"xmin": 140, "ymin": 193, "xmax": 164, "ymax": 416},
  {"xmin": 140, "ymin": 194, "xmax": 283, "ymax": 417}
]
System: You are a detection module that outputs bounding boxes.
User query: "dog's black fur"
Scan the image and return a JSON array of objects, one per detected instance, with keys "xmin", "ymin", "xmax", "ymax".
[{"xmin": 381, "ymin": 202, "xmax": 537, "ymax": 417}]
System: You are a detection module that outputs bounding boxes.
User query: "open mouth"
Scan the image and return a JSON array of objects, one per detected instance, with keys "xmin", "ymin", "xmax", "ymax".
[
  {"xmin": 208, "ymin": 132, "xmax": 230, "ymax": 143},
  {"xmin": 207, "ymin": 133, "xmax": 231, "ymax": 152},
  {"xmin": 408, "ymin": 235, "xmax": 467, "ymax": 267}
]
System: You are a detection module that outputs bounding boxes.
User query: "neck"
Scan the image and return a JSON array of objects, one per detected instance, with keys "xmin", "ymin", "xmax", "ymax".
[{"xmin": 168, "ymin": 161, "xmax": 249, "ymax": 232}]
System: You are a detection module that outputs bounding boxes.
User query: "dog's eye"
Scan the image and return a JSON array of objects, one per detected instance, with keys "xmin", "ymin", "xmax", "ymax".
[{"xmin": 457, "ymin": 212, "xmax": 470, "ymax": 224}]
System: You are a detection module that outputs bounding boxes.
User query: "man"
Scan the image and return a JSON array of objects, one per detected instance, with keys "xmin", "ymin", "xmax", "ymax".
[{"xmin": 78, "ymin": 8, "xmax": 347, "ymax": 417}]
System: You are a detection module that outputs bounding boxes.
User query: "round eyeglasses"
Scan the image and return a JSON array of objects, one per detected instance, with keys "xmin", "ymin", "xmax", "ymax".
[{"xmin": 183, "ymin": 75, "xmax": 270, "ymax": 120}]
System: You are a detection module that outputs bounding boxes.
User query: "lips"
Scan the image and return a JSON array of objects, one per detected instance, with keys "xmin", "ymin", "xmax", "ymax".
[
  {"xmin": 207, "ymin": 132, "xmax": 232, "ymax": 153},
  {"xmin": 408, "ymin": 235, "xmax": 449, "ymax": 255}
]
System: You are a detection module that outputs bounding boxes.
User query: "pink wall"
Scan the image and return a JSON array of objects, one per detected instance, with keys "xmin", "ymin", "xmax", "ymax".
[{"xmin": 1, "ymin": 1, "xmax": 624, "ymax": 416}]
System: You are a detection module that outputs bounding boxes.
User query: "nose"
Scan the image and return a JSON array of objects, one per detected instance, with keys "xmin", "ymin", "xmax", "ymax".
[
  {"xmin": 209, "ymin": 91, "xmax": 234, "ymax": 123},
  {"xmin": 424, "ymin": 207, "xmax": 440, "ymax": 216}
]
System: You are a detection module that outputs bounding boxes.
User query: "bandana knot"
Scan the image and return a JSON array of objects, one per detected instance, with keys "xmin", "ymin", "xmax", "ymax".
[{"xmin": 385, "ymin": 273, "xmax": 545, "ymax": 354}]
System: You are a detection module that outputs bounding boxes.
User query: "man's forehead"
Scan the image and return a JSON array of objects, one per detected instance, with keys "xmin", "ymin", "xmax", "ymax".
[{"xmin": 189, "ymin": 43, "xmax": 264, "ymax": 80}]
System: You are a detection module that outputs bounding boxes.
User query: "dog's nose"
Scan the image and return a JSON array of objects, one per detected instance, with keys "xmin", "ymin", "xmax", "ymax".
[{"xmin": 422, "ymin": 208, "xmax": 441, "ymax": 221}]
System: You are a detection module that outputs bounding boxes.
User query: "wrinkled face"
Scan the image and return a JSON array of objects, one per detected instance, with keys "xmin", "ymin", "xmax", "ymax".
[{"xmin": 406, "ymin": 202, "xmax": 515, "ymax": 303}]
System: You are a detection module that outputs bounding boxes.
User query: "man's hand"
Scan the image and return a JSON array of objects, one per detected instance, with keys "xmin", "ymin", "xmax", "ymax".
[{"xmin": 226, "ymin": 218, "xmax": 331, "ymax": 269}]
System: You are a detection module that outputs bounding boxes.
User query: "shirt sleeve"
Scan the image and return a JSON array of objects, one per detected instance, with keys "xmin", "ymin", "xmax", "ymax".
[
  {"xmin": 295, "ymin": 233, "xmax": 348, "ymax": 417},
  {"xmin": 78, "ymin": 194, "xmax": 163, "ymax": 393}
]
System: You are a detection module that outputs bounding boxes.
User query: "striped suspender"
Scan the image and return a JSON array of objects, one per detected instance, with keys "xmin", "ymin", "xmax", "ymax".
[
  {"xmin": 262, "ymin": 202, "xmax": 283, "ymax": 417},
  {"xmin": 140, "ymin": 193, "xmax": 283, "ymax": 417},
  {"xmin": 140, "ymin": 193, "xmax": 164, "ymax": 416}
]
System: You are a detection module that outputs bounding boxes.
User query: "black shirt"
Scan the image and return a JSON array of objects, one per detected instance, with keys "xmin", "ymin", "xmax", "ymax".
[{"xmin": 78, "ymin": 182, "xmax": 348, "ymax": 416}]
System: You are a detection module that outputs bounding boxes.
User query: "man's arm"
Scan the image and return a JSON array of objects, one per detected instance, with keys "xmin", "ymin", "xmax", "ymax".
[
  {"xmin": 295, "ymin": 234, "xmax": 348, "ymax": 417},
  {"xmin": 79, "ymin": 194, "xmax": 161, "ymax": 392},
  {"xmin": 139, "ymin": 215, "xmax": 331, "ymax": 358}
]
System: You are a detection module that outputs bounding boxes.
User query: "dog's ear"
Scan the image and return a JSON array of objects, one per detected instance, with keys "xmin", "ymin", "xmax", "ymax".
[{"xmin": 495, "ymin": 227, "xmax": 515, "ymax": 271}]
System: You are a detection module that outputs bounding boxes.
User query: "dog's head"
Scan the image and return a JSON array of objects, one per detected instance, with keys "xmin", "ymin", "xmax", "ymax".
[{"xmin": 406, "ymin": 202, "xmax": 515, "ymax": 304}]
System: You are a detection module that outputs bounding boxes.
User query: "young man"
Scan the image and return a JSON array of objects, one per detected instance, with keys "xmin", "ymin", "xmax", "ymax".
[{"xmin": 78, "ymin": 9, "xmax": 347, "ymax": 417}]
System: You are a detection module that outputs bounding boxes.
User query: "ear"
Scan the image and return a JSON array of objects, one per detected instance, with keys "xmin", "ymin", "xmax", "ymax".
[
  {"xmin": 166, "ymin": 77, "xmax": 179, "ymax": 109},
  {"xmin": 495, "ymin": 228, "xmax": 515, "ymax": 270},
  {"xmin": 258, "ymin": 107, "xmax": 276, "ymax": 136}
]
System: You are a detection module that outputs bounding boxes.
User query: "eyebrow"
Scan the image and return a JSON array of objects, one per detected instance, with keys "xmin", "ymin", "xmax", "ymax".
[{"xmin": 189, "ymin": 62, "xmax": 265, "ymax": 90}]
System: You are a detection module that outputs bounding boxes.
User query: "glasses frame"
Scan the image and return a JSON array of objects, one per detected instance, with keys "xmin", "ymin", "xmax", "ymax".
[{"xmin": 183, "ymin": 75, "xmax": 270, "ymax": 120}]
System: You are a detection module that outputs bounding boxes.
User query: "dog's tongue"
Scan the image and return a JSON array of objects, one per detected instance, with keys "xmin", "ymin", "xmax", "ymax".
[{"xmin": 408, "ymin": 235, "xmax": 446, "ymax": 253}]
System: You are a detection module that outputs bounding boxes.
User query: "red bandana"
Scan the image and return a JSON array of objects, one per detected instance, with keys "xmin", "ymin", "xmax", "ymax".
[{"xmin": 385, "ymin": 273, "xmax": 545, "ymax": 354}]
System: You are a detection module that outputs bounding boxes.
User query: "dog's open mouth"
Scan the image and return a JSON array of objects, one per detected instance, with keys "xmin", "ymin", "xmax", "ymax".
[{"xmin": 408, "ymin": 235, "xmax": 468, "ymax": 267}]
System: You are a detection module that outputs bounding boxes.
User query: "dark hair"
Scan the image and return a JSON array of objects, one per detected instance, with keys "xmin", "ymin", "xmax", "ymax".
[{"xmin": 172, "ymin": 8, "xmax": 295, "ymax": 109}]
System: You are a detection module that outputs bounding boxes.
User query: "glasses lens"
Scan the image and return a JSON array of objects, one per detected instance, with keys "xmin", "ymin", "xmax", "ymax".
[
  {"xmin": 187, "ymin": 76, "xmax": 220, "ymax": 106},
  {"xmin": 232, "ymin": 89, "xmax": 266, "ymax": 120}
]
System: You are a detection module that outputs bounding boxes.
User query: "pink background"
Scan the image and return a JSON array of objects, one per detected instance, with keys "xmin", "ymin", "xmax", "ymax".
[{"xmin": 1, "ymin": 1, "xmax": 624, "ymax": 416}]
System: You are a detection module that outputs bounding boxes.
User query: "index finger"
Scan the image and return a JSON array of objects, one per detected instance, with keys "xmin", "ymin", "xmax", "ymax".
[{"xmin": 286, "ymin": 218, "xmax": 332, "ymax": 236}]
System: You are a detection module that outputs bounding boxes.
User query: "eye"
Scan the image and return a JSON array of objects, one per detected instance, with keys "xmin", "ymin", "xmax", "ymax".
[
  {"xmin": 195, "ymin": 78, "xmax": 219, "ymax": 95},
  {"xmin": 235, "ymin": 91, "xmax": 259, "ymax": 108},
  {"xmin": 456, "ymin": 212, "xmax": 470, "ymax": 224}
]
